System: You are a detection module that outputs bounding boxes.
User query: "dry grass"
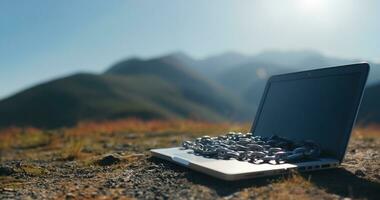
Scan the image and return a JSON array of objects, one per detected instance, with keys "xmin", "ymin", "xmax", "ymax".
[
  {"xmin": 352, "ymin": 124, "xmax": 380, "ymax": 138},
  {"xmin": 60, "ymin": 140, "xmax": 84, "ymax": 161},
  {"xmin": 0, "ymin": 119, "xmax": 249, "ymax": 161},
  {"xmin": 63, "ymin": 118, "xmax": 249, "ymax": 136},
  {"xmin": 0, "ymin": 127, "xmax": 50, "ymax": 150},
  {"xmin": 0, "ymin": 118, "xmax": 379, "ymax": 161}
]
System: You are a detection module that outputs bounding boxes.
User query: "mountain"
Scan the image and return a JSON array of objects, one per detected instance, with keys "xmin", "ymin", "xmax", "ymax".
[
  {"xmin": 217, "ymin": 61, "xmax": 292, "ymax": 110},
  {"xmin": 198, "ymin": 50, "xmax": 380, "ymax": 124},
  {"xmin": 0, "ymin": 73, "xmax": 176, "ymax": 128},
  {"xmin": 251, "ymin": 50, "xmax": 354, "ymax": 69},
  {"xmin": 250, "ymin": 50, "xmax": 380, "ymax": 85},
  {"xmin": 105, "ymin": 53, "xmax": 245, "ymax": 119},
  {"xmin": 0, "ymin": 55, "xmax": 244, "ymax": 128},
  {"xmin": 1, "ymin": 50, "xmax": 379, "ymax": 128},
  {"xmin": 191, "ymin": 52, "xmax": 252, "ymax": 78},
  {"xmin": 357, "ymin": 83, "xmax": 380, "ymax": 125}
]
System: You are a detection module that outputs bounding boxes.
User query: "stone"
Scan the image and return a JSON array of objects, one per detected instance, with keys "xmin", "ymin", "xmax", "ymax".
[
  {"xmin": 66, "ymin": 193, "xmax": 75, "ymax": 199},
  {"xmin": 0, "ymin": 165, "xmax": 15, "ymax": 176},
  {"xmin": 3, "ymin": 187, "xmax": 15, "ymax": 192},
  {"xmin": 97, "ymin": 154, "xmax": 121, "ymax": 166}
]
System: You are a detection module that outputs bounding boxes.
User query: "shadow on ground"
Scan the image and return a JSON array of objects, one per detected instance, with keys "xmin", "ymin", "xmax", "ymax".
[
  {"xmin": 151, "ymin": 158, "xmax": 380, "ymax": 200},
  {"xmin": 307, "ymin": 169, "xmax": 380, "ymax": 200}
]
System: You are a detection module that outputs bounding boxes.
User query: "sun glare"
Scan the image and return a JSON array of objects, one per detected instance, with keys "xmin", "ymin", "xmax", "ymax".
[{"xmin": 296, "ymin": 0, "xmax": 326, "ymax": 14}]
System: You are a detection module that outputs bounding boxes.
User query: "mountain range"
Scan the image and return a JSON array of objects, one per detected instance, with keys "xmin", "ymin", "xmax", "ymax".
[{"xmin": 0, "ymin": 50, "xmax": 379, "ymax": 128}]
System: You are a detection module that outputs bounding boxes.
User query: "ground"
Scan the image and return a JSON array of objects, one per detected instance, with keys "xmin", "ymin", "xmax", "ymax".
[{"xmin": 0, "ymin": 119, "xmax": 379, "ymax": 200}]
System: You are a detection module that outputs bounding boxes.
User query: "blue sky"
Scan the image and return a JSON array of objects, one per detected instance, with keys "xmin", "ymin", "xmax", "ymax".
[{"xmin": 1, "ymin": 0, "xmax": 379, "ymax": 99}]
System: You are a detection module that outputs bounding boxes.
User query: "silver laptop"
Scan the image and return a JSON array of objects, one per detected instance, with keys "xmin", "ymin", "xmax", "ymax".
[{"xmin": 151, "ymin": 63, "xmax": 370, "ymax": 181}]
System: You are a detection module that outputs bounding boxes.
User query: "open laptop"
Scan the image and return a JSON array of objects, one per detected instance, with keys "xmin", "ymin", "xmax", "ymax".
[{"xmin": 151, "ymin": 63, "xmax": 370, "ymax": 181}]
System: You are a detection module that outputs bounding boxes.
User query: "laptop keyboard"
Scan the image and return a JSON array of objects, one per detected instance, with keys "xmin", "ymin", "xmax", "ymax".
[{"xmin": 181, "ymin": 132, "xmax": 321, "ymax": 164}]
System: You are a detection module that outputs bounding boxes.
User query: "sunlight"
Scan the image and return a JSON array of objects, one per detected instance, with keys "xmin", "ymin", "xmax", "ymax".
[{"xmin": 295, "ymin": 0, "xmax": 327, "ymax": 14}]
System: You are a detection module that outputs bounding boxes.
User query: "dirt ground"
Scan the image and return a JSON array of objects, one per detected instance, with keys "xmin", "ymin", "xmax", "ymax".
[{"xmin": 0, "ymin": 120, "xmax": 379, "ymax": 200}]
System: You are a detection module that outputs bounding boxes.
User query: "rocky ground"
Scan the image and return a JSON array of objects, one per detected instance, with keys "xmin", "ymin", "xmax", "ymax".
[{"xmin": 0, "ymin": 120, "xmax": 379, "ymax": 200}]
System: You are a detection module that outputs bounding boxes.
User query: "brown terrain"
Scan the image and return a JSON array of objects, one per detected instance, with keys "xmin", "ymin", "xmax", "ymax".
[{"xmin": 0, "ymin": 119, "xmax": 379, "ymax": 200}]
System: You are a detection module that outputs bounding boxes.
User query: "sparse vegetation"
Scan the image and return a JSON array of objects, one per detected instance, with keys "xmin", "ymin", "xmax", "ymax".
[
  {"xmin": 0, "ymin": 119, "xmax": 379, "ymax": 199},
  {"xmin": 0, "ymin": 119, "xmax": 249, "ymax": 157}
]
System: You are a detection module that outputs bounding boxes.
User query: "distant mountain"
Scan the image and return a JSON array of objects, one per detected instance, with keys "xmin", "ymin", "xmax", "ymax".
[
  {"xmin": 0, "ymin": 73, "xmax": 181, "ymax": 128},
  {"xmin": 251, "ymin": 50, "xmax": 380, "ymax": 85},
  {"xmin": 105, "ymin": 54, "xmax": 245, "ymax": 119},
  {"xmin": 251, "ymin": 50, "xmax": 354, "ymax": 69},
  {"xmin": 191, "ymin": 52, "xmax": 252, "ymax": 78},
  {"xmin": 0, "ymin": 55, "xmax": 243, "ymax": 128},
  {"xmin": 217, "ymin": 61, "xmax": 291, "ymax": 109},
  {"xmin": 357, "ymin": 83, "xmax": 380, "ymax": 125},
  {"xmin": 193, "ymin": 50, "xmax": 380, "ymax": 124},
  {"xmin": 1, "ymin": 50, "xmax": 379, "ymax": 128}
]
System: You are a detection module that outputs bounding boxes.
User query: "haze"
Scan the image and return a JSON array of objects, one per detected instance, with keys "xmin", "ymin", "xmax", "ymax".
[{"xmin": 1, "ymin": 0, "xmax": 379, "ymax": 99}]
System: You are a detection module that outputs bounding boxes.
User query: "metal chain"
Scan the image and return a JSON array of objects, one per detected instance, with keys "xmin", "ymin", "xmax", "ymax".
[{"xmin": 181, "ymin": 132, "xmax": 320, "ymax": 164}]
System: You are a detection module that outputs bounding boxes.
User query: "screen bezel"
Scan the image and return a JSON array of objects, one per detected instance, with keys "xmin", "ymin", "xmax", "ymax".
[{"xmin": 250, "ymin": 63, "xmax": 370, "ymax": 163}]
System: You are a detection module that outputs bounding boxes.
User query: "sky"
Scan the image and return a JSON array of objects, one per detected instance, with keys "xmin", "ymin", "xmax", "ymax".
[{"xmin": 1, "ymin": 0, "xmax": 380, "ymax": 99}]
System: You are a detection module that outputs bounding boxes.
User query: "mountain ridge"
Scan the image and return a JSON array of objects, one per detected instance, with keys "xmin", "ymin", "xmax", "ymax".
[
  {"xmin": 1, "ymin": 50, "xmax": 379, "ymax": 128},
  {"xmin": 0, "ymin": 55, "xmax": 243, "ymax": 128}
]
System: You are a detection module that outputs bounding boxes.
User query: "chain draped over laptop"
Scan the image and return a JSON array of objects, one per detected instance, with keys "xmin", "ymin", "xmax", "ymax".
[{"xmin": 182, "ymin": 132, "xmax": 321, "ymax": 164}]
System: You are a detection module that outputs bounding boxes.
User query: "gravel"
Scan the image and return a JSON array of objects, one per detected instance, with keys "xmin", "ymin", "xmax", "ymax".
[{"xmin": 1, "ymin": 137, "xmax": 379, "ymax": 200}]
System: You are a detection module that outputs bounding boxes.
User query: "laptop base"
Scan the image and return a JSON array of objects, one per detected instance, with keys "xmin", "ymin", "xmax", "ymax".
[{"xmin": 151, "ymin": 147, "xmax": 339, "ymax": 181}]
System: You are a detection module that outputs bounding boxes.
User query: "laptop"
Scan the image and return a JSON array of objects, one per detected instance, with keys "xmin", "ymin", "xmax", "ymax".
[{"xmin": 151, "ymin": 63, "xmax": 370, "ymax": 181}]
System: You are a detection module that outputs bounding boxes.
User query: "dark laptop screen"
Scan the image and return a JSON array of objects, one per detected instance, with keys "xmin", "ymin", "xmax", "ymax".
[{"xmin": 253, "ymin": 72, "xmax": 362, "ymax": 159}]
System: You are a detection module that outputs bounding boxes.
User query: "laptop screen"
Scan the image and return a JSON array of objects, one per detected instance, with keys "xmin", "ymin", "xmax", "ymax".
[{"xmin": 252, "ymin": 72, "xmax": 362, "ymax": 159}]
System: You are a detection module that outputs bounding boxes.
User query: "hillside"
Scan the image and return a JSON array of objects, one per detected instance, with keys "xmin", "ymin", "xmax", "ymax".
[
  {"xmin": 0, "ymin": 74, "xmax": 177, "ymax": 128},
  {"xmin": 105, "ymin": 54, "xmax": 245, "ymax": 119},
  {"xmin": 217, "ymin": 61, "xmax": 291, "ymax": 109},
  {"xmin": 0, "ymin": 73, "xmax": 235, "ymax": 128},
  {"xmin": 190, "ymin": 51, "xmax": 253, "ymax": 78},
  {"xmin": 0, "ymin": 55, "xmax": 243, "ymax": 128}
]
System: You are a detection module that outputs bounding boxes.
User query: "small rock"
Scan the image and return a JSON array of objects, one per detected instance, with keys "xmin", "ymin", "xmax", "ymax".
[
  {"xmin": 97, "ymin": 154, "xmax": 121, "ymax": 166},
  {"xmin": 0, "ymin": 166, "xmax": 15, "ymax": 176},
  {"xmin": 91, "ymin": 191, "xmax": 97, "ymax": 197},
  {"xmin": 354, "ymin": 169, "xmax": 366, "ymax": 177},
  {"xmin": 66, "ymin": 193, "xmax": 75, "ymax": 199},
  {"xmin": 3, "ymin": 187, "xmax": 15, "ymax": 192}
]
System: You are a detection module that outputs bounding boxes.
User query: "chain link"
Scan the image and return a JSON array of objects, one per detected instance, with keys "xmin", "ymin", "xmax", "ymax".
[{"xmin": 181, "ymin": 132, "xmax": 320, "ymax": 164}]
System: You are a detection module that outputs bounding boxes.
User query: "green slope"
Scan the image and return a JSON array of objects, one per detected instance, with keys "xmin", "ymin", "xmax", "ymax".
[
  {"xmin": 0, "ymin": 54, "xmax": 245, "ymax": 128},
  {"xmin": 0, "ymin": 73, "xmax": 230, "ymax": 128},
  {"xmin": 105, "ymin": 55, "xmax": 245, "ymax": 119}
]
